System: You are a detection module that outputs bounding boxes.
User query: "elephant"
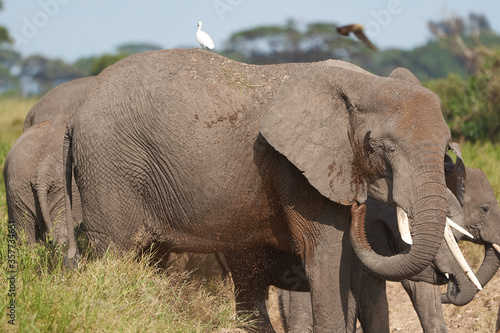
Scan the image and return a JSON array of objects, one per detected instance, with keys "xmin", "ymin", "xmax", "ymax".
[
  {"xmin": 5, "ymin": 115, "xmax": 82, "ymax": 244},
  {"xmin": 4, "ymin": 77, "xmax": 94, "ymax": 244},
  {"xmin": 276, "ymin": 144, "xmax": 500, "ymax": 332},
  {"xmin": 23, "ymin": 76, "xmax": 95, "ymax": 131},
  {"xmin": 64, "ymin": 48, "xmax": 461, "ymax": 332}
]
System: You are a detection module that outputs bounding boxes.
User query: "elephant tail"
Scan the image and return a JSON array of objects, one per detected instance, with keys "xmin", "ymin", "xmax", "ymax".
[
  {"xmin": 33, "ymin": 180, "xmax": 54, "ymax": 242},
  {"xmin": 63, "ymin": 124, "xmax": 79, "ymax": 263}
]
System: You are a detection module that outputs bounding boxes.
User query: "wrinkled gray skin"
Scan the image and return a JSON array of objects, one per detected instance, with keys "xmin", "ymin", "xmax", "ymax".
[
  {"xmin": 23, "ymin": 77, "xmax": 95, "ymax": 131},
  {"xmin": 277, "ymin": 152, "xmax": 500, "ymax": 333},
  {"xmin": 358, "ymin": 164, "xmax": 500, "ymax": 333},
  {"xmin": 5, "ymin": 115, "xmax": 82, "ymax": 244},
  {"xmin": 4, "ymin": 77, "xmax": 93, "ymax": 244},
  {"xmin": 64, "ymin": 49, "xmax": 453, "ymax": 332}
]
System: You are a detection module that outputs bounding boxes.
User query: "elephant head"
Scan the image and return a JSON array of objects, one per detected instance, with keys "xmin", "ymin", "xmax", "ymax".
[
  {"xmin": 440, "ymin": 143, "xmax": 500, "ymax": 304},
  {"xmin": 261, "ymin": 63, "xmax": 453, "ymax": 281}
]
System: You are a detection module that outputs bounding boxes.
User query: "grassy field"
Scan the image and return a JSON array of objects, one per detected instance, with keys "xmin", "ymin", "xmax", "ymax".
[{"xmin": 0, "ymin": 96, "xmax": 499, "ymax": 332}]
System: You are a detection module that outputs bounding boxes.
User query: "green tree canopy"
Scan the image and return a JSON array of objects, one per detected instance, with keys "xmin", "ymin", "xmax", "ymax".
[
  {"xmin": 75, "ymin": 42, "xmax": 164, "ymax": 76},
  {"xmin": 117, "ymin": 43, "xmax": 163, "ymax": 55},
  {"xmin": 222, "ymin": 19, "xmax": 374, "ymax": 64},
  {"xmin": 20, "ymin": 55, "xmax": 85, "ymax": 94}
]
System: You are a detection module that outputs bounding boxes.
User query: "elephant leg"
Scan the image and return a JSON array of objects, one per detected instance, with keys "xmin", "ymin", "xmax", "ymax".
[
  {"xmin": 357, "ymin": 271, "xmax": 389, "ymax": 333},
  {"xmin": 224, "ymin": 249, "xmax": 274, "ymax": 332},
  {"xmin": 401, "ymin": 280, "xmax": 447, "ymax": 333},
  {"xmin": 304, "ymin": 234, "xmax": 359, "ymax": 332},
  {"xmin": 277, "ymin": 288, "xmax": 313, "ymax": 333}
]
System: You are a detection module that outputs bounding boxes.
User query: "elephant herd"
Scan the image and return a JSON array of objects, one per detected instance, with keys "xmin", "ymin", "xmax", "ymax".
[{"xmin": 4, "ymin": 49, "xmax": 500, "ymax": 332}]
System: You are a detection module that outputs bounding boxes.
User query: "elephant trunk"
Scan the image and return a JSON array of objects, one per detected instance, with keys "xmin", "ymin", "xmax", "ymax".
[
  {"xmin": 351, "ymin": 165, "xmax": 448, "ymax": 281},
  {"xmin": 442, "ymin": 244, "xmax": 500, "ymax": 305}
]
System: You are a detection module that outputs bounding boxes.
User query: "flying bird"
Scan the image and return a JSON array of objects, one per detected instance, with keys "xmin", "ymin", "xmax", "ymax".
[
  {"xmin": 336, "ymin": 24, "xmax": 377, "ymax": 51},
  {"xmin": 196, "ymin": 21, "xmax": 215, "ymax": 50}
]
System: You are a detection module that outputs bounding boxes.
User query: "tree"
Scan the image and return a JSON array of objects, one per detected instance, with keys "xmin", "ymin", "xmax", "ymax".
[
  {"xmin": 222, "ymin": 19, "xmax": 373, "ymax": 64},
  {"xmin": 117, "ymin": 43, "xmax": 163, "ymax": 55},
  {"xmin": 75, "ymin": 43, "xmax": 163, "ymax": 76},
  {"xmin": 425, "ymin": 49, "xmax": 500, "ymax": 142},
  {"xmin": 19, "ymin": 55, "xmax": 85, "ymax": 94},
  {"xmin": 88, "ymin": 53, "xmax": 128, "ymax": 76},
  {"xmin": 0, "ymin": 0, "xmax": 12, "ymax": 44},
  {"xmin": 428, "ymin": 13, "xmax": 500, "ymax": 74}
]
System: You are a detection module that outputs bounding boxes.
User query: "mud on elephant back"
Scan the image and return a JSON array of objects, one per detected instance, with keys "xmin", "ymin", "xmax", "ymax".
[{"xmin": 64, "ymin": 48, "xmax": 456, "ymax": 332}]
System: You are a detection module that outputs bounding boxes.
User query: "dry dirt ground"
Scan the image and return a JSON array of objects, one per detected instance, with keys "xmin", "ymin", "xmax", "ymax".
[
  {"xmin": 386, "ymin": 270, "xmax": 500, "ymax": 332},
  {"xmin": 265, "ymin": 271, "xmax": 500, "ymax": 332}
]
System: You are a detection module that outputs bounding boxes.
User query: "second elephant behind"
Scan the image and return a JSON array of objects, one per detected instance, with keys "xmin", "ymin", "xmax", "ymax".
[
  {"xmin": 276, "ymin": 149, "xmax": 500, "ymax": 333},
  {"xmin": 4, "ymin": 77, "xmax": 94, "ymax": 244}
]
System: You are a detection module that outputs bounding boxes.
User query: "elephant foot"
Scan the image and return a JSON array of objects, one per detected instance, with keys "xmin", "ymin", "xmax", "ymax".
[{"xmin": 63, "ymin": 251, "xmax": 81, "ymax": 269}]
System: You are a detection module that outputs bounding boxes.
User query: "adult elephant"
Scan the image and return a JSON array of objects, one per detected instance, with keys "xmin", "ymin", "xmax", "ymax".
[
  {"xmin": 277, "ymin": 144, "xmax": 500, "ymax": 332},
  {"xmin": 4, "ymin": 77, "xmax": 93, "ymax": 244},
  {"xmin": 64, "ymin": 49, "xmax": 456, "ymax": 332}
]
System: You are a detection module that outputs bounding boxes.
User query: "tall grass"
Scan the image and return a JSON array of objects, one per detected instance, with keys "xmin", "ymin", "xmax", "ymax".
[
  {"xmin": 460, "ymin": 141, "xmax": 500, "ymax": 200},
  {"xmin": 0, "ymin": 97, "xmax": 36, "ymax": 198},
  {"xmin": 0, "ymin": 97, "xmax": 37, "ymax": 144},
  {"xmin": 0, "ymin": 227, "xmax": 247, "ymax": 332}
]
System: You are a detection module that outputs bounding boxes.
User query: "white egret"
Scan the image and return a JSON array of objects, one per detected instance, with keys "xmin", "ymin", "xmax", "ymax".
[{"xmin": 196, "ymin": 21, "xmax": 215, "ymax": 50}]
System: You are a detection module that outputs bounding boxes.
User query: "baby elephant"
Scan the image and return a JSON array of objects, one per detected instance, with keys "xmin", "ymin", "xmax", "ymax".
[
  {"xmin": 358, "ymin": 166, "xmax": 500, "ymax": 333},
  {"xmin": 4, "ymin": 115, "xmax": 82, "ymax": 244},
  {"xmin": 278, "ymin": 157, "xmax": 500, "ymax": 333},
  {"xmin": 4, "ymin": 77, "xmax": 94, "ymax": 244}
]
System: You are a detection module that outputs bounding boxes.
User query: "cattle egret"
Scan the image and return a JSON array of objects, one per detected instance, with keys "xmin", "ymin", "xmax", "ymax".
[
  {"xmin": 337, "ymin": 23, "xmax": 377, "ymax": 51},
  {"xmin": 196, "ymin": 21, "xmax": 215, "ymax": 50}
]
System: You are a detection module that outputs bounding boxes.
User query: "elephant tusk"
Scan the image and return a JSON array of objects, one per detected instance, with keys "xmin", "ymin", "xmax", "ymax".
[
  {"xmin": 446, "ymin": 217, "xmax": 474, "ymax": 239},
  {"xmin": 493, "ymin": 244, "xmax": 500, "ymax": 254},
  {"xmin": 444, "ymin": 222, "xmax": 482, "ymax": 291},
  {"xmin": 396, "ymin": 207, "xmax": 412, "ymax": 245}
]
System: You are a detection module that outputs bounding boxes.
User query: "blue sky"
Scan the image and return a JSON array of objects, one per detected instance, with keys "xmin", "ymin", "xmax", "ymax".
[{"xmin": 1, "ymin": 0, "xmax": 499, "ymax": 62}]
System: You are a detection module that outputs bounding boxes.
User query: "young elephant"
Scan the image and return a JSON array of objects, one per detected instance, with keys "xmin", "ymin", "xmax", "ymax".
[
  {"xmin": 5, "ymin": 116, "xmax": 81, "ymax": 243},
  {"xmin": 65, "ymin": 49, "xmax": 458, "ymax": 331},
  {"xmin": 359, "ymin": 168, "xmax": 500, "ymax": 332},
  {"xmin": 4, "ymin": 77, "xmax": 94, "ymax": 244},
  {"xmin": 23, "ymin": 76, "xmax": 95, "ymax": 131},
  {"xmin": 278, "ymin": 145, "xmax": 500, "ymax": 333}
]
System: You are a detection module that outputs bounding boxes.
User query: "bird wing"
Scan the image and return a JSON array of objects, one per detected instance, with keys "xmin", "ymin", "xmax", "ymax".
[
  {"xmin": 353, "ymin": 30, "xmax": 377, "ymax": 51},
  {"xmin": 197, "ymin": 31, "xmax": 215, "ymax": 49}
]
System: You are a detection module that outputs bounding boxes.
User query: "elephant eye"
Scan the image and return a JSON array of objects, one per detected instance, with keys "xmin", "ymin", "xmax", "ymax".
[
  {"xmin": 384, "ymin": 144, "xmax": 396, "ymax": 153},
  {"xmin": 480, "ymin": 204, "xmax": 490, "ymax": 215}
]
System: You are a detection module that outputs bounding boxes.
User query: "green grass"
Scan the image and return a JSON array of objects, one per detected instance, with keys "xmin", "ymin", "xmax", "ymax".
[
  {"xmin": 0, "ymin": 230, "xmax": 247, "ymax": 332},
  {"xmin": 0, "ymin": 97, "xmax": 37, "ymax": 144},
  {"xmin": 460, "ymin": 141, "xmax": 500, "ymax": 200}
]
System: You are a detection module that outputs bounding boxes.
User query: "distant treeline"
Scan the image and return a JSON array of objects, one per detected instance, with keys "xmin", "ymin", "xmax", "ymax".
[{"xmin": 0, "ymin": 15, "xmax": 499, "ymax": 141}]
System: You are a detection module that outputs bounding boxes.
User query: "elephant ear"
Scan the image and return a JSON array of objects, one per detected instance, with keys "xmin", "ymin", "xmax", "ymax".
[
  {"xmin": 389, "ymin": 67, "xmax": 421, "ymax": 85},
  {"xmin": 445, "ymin": 142, "xmax": 467, "ymax": 206},
  {"xmin": 260, "ymin": 67, "xmax": 365, "ymax": 205}
]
